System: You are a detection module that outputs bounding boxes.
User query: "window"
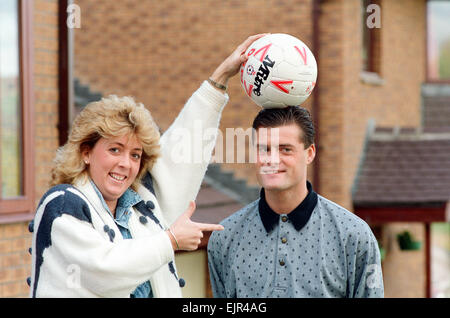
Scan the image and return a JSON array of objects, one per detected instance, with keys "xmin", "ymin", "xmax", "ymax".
[
  {"xmin": 0, "ymin": 0, "xmax": 34, "ymax": 221},
  {"xmin": 427, "ymin": 0, "xmax": 450, "ymax": 81},
  {"xmin": 1, "ymin": 0, "xmax": 22, "ymax": 198},
  {"xmin": 361, "ymin": 0, "xmax": 382, "ymax": 78}
]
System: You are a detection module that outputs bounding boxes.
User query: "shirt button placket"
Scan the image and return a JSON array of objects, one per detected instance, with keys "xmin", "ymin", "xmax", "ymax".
[
  {"xmin": 278, "ymin": 215, "xmax": 288, "ymax": 267},
  {"xmin": 275, "ymin": 215, "xmax": 289, "ymax": 297}
]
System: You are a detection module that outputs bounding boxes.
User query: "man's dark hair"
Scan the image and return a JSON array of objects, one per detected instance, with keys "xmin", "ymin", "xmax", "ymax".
[{"xmin": 252, "ymin": 106, "xmax": 315, "ymax": 148}]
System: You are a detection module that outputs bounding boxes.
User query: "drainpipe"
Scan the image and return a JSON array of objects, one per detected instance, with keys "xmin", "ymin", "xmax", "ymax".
[
  {"xmin": 58, "ymin": 0, "xmax": 70, "ymax": 145},
  {"xmin": 312, "ymin": 0, "xmax": 321, "ymax": 193}
]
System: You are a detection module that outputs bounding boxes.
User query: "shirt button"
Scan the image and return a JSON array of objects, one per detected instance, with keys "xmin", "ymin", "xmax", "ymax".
[
  {"xmin": 279, "ymin": 260, "xmax": 285, "ymax": 266},
  {"xmin": 281, "ymin": 237, "xmax": 287, "ymax": 244},
  {"xmin": 281, "ymin": 216, "xmax": 288, "ymax": 222}
]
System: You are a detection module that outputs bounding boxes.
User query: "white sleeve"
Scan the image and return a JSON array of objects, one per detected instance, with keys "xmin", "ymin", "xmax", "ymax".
[
  {"xmin": 150, "ymin": 81, "xmax": 229, "ymax": 225},
  {"xmin": 50, "ymin": 214, "xmax": 174, "ymax": 297}
]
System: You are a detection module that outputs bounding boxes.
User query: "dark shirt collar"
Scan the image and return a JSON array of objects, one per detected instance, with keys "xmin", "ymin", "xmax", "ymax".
[{"xmin": 258, "ymin": 181, "xmax": 318, "ymax": 233}]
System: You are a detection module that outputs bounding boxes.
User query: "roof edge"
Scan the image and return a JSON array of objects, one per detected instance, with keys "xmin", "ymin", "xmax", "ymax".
[{"xmin": 351, "ymin": 119, "xmax": 376, "ymax": 199}]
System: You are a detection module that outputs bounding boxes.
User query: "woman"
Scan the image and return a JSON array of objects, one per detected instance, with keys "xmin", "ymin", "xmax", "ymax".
[{"xmin": 29, "ymin": 34, "xmax": 267, "ymax": 298}]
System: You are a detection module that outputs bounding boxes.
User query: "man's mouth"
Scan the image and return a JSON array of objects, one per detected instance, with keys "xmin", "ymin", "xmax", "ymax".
[{"xmin": 260, "ymin": 167, "xmax": 284, "ymax": 175}]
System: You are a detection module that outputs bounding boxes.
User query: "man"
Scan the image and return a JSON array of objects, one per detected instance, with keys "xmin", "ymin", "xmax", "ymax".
[{"xmin": 207, "ymin": 106, "xmax": 384, "ymax": 298}]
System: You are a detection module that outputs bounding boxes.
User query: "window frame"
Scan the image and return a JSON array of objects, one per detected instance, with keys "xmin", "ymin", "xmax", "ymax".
[
  {"xmin": 360, "ymin": 0, "xmax": 384, "ymax": 85},
  {"xmin": 0, "ymin": 0, "xmax": 35, "ymax": 223},
  {"xmin": 426, "ymin": 0, "xmax": 450, "ymax": 83}
]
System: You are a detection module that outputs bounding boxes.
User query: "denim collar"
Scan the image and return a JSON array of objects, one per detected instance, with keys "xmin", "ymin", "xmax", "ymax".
[
  {"xmin": 258, "ymin": 180, "xmax": 318, "ymax": 233},
  {"xmin": 89, "ymin": 178, "xmax": 142, "ymax": 226}
]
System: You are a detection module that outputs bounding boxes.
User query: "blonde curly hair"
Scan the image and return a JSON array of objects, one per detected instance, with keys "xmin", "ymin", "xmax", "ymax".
[{"xmin": 51, "ymin": 95, "xmax": 161, "ymax": 191}]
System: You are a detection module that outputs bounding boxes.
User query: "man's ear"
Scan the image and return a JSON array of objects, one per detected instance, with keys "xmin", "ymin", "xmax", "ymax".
[{"xmin": 306, "ymin": 143, "xmax": 316, "ymax": 165}]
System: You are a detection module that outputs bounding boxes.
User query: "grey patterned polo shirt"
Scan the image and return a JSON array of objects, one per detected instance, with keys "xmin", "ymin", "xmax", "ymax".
[{"xmin": 207, "ymin": 181, "xmax": 384, "ymax": 298}]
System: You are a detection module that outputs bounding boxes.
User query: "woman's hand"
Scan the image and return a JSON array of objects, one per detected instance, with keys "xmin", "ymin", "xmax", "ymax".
[
  {"xmin": 209, "ymin": 33, "xmax": 269, "ymax": 89},
  {"xmin": 167, "ymin": 201, "xmax": 224, "ymax": 251}
]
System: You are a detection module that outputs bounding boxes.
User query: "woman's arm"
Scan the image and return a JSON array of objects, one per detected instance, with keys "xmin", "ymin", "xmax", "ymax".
[
  {"xmin": 150, "ymin": 34, "xmax": 268, "ymax": 225},
  {"xmin": 31, "ymin": 189, "xmax": 173, "ymax": 297},
  {"xmin": 51, "ymin": 214, "xmax": 173, "ymax": 296}
]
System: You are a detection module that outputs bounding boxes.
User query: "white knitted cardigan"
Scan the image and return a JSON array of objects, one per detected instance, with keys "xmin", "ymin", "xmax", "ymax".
[{"xmin": 29, "ymin": 81, "xmax": 228, "ymax": 297}]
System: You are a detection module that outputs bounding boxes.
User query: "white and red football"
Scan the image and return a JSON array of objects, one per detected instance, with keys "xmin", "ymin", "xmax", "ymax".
[{"xmin": 240, "ymin": 33, "xmax": 317, "ymax": 108}]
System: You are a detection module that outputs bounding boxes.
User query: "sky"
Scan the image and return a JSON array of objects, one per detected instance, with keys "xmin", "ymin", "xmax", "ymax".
[
  {"xmin": 0, "ymin": 0, "xmax": 20, "ymax": 78},
  {"xmin": 428, "ymin": 1, "xmax": 450, "ymax": 55}
]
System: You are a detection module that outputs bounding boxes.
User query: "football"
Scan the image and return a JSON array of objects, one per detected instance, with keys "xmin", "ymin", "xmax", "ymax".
[{"xmin": 240, "ymin": 33, "xmax": 317, "ymax": 108}]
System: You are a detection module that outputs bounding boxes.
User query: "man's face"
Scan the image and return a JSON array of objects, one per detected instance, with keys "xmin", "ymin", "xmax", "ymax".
[{"xmin": 255, "ymin": 124, "xmax": 315, "ymax": 192}]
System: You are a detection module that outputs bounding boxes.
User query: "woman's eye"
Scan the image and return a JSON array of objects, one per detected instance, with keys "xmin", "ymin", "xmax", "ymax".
[
  {"xmin": 109, "ymin": 148, "xmax": 119, "ymax": 153},
  {"xmin": 132, "ymin": 153, "xmax": 141, "ymax": 160}
]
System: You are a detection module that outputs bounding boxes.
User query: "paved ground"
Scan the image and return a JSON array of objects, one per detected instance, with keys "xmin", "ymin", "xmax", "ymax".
[{"xmin": 432, "ymin": 245, "xmax": 450, "ymax": 298}]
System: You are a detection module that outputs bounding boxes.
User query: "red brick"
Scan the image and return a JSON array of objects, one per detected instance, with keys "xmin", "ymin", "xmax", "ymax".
[{"xmin": 11, "ymin": 0, "xmax": 427, "ymax": 299}]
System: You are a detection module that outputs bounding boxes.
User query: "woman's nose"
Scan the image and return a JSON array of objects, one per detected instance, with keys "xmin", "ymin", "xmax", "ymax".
[{"xmin": 118, "ymin": 154, "xmax": 131, "ymax": 168}]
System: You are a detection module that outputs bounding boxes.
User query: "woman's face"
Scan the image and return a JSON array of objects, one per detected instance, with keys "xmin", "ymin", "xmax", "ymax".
[{"xmin": 82, "ymin": 134, "xmax": 143, "ymax": 212}]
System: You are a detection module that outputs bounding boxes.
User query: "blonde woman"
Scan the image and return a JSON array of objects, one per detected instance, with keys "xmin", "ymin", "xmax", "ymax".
[{"xmin": 29, "ymin": 34, "xmax": 266, "ymax": 298}]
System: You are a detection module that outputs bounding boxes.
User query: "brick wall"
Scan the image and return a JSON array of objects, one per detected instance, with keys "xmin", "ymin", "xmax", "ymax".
[
  {"xmin": 34, "ymin": 0, "xmax": 60, "ymax": 201},
  {"xmin": 0, "ymin": 223, "xmax": 31, "ymax": 297},
  {"xmin": 0, "ymin": 0, "xmax": 430, "ymax": 298},
  {"xmin": 72, "ymin": 0, "xmax": 428, "ymax": 298},
  {"xmin": 341, "ymin": 0, "xmax": 425, "ymax": 210},
  {"xmin": 336, "ymin": 0, "xmax": 426, "ymax": 297},
  {"xmin": 316, "ymin": 0, "xmax": 345, "ymax": 204},
  {"xmin": 316, "ymin": 0, "xmax": 425, "ymax": 210},
  {"xmin": 381, "ymin": 223, "xmax": 426, "ymax": 298},
  {"xmin": 0, "ymin": 0, "xmax": 60, "ymax": 298},
  {"xmin": 73, "ymin": 0, "xmax": 314, "ymax": 186}
]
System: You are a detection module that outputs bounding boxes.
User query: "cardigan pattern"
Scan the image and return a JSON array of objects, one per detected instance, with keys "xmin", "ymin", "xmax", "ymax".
[{"xmin": 31, "ymin": 184, "xmax": 91, "ymax": 297}]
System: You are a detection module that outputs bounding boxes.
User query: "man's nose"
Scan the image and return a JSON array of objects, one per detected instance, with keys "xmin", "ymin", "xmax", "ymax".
[{"xmin": 261, "ymin": 148, "xmax": 280, "ymax": 165}]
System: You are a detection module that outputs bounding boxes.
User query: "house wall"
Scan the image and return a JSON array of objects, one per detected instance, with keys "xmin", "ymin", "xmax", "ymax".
[
  {"xmin": 341, "ymin": 0, "xmax": 425, "ymax": 210},
  {"xmin": 0, "ymin": 0, "xmax": 431, "ymax": 299},
  {"xmin": 317, "ymin": 0, "xmax": 425, "ymax": 210},
  {"xmin": 72, "ymin": 0, "xmax": 428, "ymax": 298},
  {"xmin": 0, "ymin": 0, "xmax": 60, "ymax": 297},
  {"xmin": 72, "ymin": 0, "xmax": 315, "ymax": 186},
  {"xmin": 316, "ymin": 0, "xmax": 345, "ymax": 204},
  {"xmin": 380, "ymin": 223, "xmax": 425, "ymax": 298},
  {"xmin": 329, "ymin": 0, "xmax": 426, "ymax": 297},
  {"xmin": 175, "ymin": 250, "xmax": 208, "ymax": 298}
]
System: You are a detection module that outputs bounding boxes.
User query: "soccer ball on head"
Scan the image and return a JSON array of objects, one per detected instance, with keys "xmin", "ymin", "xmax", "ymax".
[{"xmin": 240, "ymin": 33, "xmax": 317, "ymax": 109}]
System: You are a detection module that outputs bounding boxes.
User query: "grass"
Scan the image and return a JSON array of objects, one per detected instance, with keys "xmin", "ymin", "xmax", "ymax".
[
  {"xmin": 1, "ymin": 85, "xmax": 22, "ymax": 197},
  {"xmin": 432, "ymin": 222, "xmax": 450, "ymax": 251}
]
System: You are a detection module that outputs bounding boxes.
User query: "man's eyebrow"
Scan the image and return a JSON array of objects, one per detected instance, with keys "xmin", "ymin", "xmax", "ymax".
[
  {"xmin": 256, "ymin": 143, "xmax": 295, "ymax": 147},
  {"xmin": 278, "ymin": 143, "xmax": 294, "ymax": 147}
]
